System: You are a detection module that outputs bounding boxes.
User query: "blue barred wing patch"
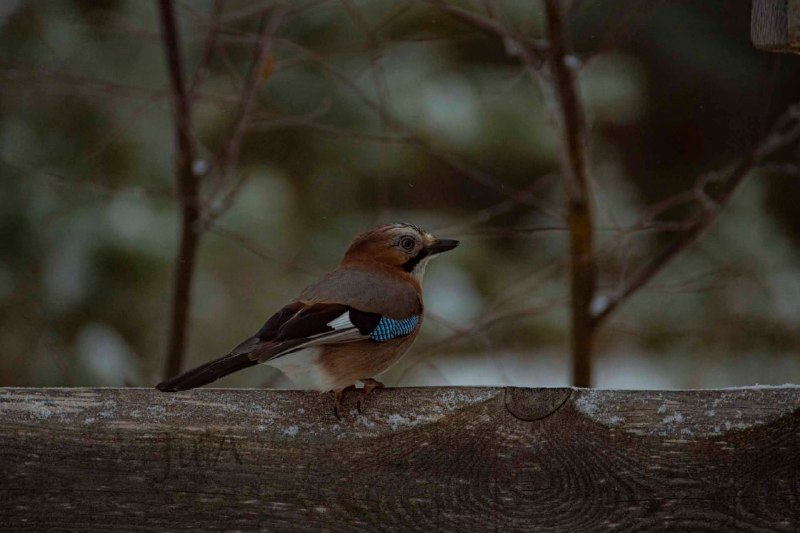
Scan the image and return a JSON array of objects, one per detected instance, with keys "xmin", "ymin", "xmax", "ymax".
[{"xmin": 370, "ymin": 315, "xmax": 419, "ymax": 342}]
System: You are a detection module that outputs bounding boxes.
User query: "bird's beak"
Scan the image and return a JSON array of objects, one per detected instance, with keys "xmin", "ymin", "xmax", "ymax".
[{"xmin": 426, "ymin": 238, "xmax": 459, "ymax": 256}]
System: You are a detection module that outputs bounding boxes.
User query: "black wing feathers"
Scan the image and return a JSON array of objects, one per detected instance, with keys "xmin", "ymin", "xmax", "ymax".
[
  {"xmin": 273, "ymin": 303, "xmax": 351, "ymax": 341},
  {"xmin": 156, "ymin": 352, "xmax": 257, "ymax": 392},
  {"xmin": 156, "ymin": 301, "xmax": 384, "ymax": 392},
  {"xmin": 255, "ymin": 302, "xmax": 381, "ymax": 342},
  {"xmin": 252, "ymin": 301, "xmax": 304, "ymax": 341},
  {"xmin": 348, "ymin": 308, "xmax": 382, "ymax": 335}
]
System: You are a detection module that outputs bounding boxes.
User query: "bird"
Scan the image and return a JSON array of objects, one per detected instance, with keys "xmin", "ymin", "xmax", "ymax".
[{"xmin": 156, "ymin": 223, "xmax": 459, "ymax": 419}]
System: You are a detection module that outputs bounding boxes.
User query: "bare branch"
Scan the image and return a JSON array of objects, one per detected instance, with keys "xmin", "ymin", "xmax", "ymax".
[
  {"xmin": 278, "ymin": 38, "xmax": 548, "ymax": 208},
  {"xmin": 0, "ymin": 68, "xmax": 171, "ymax": 102},
  {"xmin": 423, "ymin": 0, "xmax": 596, "ymax": 385},
  {"xmin": 0, "ymin": 158, "xmax": 176, "ymax": 200},
  {"xmin": 592, "ymin": 103, "xmax": 800, "ymax": 326},
  {"xmin": 158, "ymin": 0, "xmax": 201, "ymax": 380},
  {"xmin": 412, "ymin": 297, "xmax": 566, "ymax": 361},
  {"xmin": 189, "ymin": 0, "xmax": 224, "ymax": 100},
  {"xmin": 428, "ymin": 1, "xmax": 546, "ymax": 69},
  {"xmin": 251, "ymin": 116, "xmax": 408, "ymax": 144},
  {"xmin": 207, "ymin": 8, "xmax": 286, "ymax": 221},
  {"xmin": 208, "ymin": 225, "xmax": 323, "ymax": 276},
  {"xmin": 544, "ymin": 0, "xmax": 597, "ymax": 388},
  {"xmin": 433, "ymin": 173, "xmax": 558, "ymax": 235}
]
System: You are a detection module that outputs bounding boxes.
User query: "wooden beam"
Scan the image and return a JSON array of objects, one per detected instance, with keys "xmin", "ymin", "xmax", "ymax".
[
  {"xmin": 1, "ymin": 386, "xmax": 799, "ymax": 530},
  {"xmin": 752, "ymin": 0, "xmax": 800, "ymax": 53}
]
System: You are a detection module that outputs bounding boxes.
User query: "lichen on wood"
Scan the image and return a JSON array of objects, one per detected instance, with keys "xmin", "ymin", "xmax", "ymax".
[{"xmin": 1, "ymin": 386, "xmax": 799, "ymax": 531}]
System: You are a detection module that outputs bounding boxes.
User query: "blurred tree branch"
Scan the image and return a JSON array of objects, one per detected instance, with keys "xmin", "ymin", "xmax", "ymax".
[
  {"xmin": 430, "ymin": 1, "xmax": 546, "ymax": 70},
  {"xmin": 208, "ymin": 224, "xmax": 322, "ymax": 276},
  {"xmin": 592, "ymin": 103, "xmax": 800, "ymax": 327},
  {"xmin": 189, "ymin": 0, "xmax": 224, "ymax": 100},
  {"xmin": 158, "ymin": 0, "xmax": 201, "ymax": 381},
  {"xmin": 433, "ymin": 0, "xmax": 597, "ymax": 387},
  {"xmin": 432, "ymin": 0, "xmax": 597, "ymax": 386},
  {"xmin": 157, "ymin": 1, "xmax": 284, "ymax": 380},
  {"xmin": 543, "ymin": 0, "xmax": 596, "ymax": 388},
  {"xmin": 206, "ymin": 8, "xmax": 285, "ymax": 223},
  {"xmin": 7, "ymin": 0, "xmax": 796, "ymax": 390},
  {"xmin": 427, "ymin": 0, "xmax": 800, "ymax": 387},
  {"xmin": 277, "ymin": 38, "xmax": 552, "ymax": 209}
]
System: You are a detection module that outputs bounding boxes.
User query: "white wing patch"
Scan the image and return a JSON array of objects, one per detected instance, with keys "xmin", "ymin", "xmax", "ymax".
[
  {"xmin": 260, "ymin": 310, "xmax": 369, "ymax": 384},
  {"xmin": 326, "ymin": 311, "xmax": 355, "ymax": 331}
]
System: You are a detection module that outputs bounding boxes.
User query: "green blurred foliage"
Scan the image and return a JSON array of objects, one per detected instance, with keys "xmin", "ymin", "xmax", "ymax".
[{"xmin": 1, "ymin": 0, "xmax": 798, "ymax": 388}]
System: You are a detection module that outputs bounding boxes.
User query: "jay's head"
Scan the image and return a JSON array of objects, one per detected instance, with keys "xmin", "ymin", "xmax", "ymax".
[{"xmin": 343, "ymin": 223, "xmax": 459, "ymax": 278}]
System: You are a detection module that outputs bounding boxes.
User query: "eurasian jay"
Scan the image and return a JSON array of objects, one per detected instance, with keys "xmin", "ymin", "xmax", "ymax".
[{"xmin": 156, "ymin": 223, "xmax": 459, "ymax": 418}]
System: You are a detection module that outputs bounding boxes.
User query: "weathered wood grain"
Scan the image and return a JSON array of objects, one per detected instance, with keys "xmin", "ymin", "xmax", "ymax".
[
  {"xmin": 752, "ymin": 0, "xmax": 800, "ymax": 53},
  {"xmin": 1, "ymin": 386, "xmax": 798, "ymax": 531}
]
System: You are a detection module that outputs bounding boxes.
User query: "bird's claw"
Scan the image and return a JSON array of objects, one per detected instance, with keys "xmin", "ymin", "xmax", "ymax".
[
  {"xmin": 332, "ymin": 381, "xmax": 383, "ymax": 418},
  {"xmin": 356, "ymin": 379, "xmax": 384, "ymax": 415},
  {"xmin": 332, "ymin": 385, "xmax": 357, "ymax": 420}
]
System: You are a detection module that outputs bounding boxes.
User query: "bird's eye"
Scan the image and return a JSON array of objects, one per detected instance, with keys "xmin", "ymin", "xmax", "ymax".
[{"xmin": 399, "ymin": 237, "xmax": 416, "ymax": 251}]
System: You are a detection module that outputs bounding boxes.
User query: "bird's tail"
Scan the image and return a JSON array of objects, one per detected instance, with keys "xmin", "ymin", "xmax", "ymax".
[{"xmin": 156, "ymin": 352, "xmax": 258, "ymax": 392}]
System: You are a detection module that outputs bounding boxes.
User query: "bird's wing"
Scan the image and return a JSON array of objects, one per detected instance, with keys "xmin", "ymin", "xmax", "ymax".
[
  {"xmin": 240, "ymin": 301, "xmax": 383, "ymax": 363},
  {"xmin": 156, "ymin": 301, "xmax": 418, "ymax": 392}
]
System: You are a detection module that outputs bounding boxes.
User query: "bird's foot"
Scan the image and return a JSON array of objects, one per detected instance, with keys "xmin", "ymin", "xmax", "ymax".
[
  {"xmin": 356, "ymin": 379, "xmax": 385, "ymax": 415},
  {"xmin": 332, "ymin": 385, "xmax": 356, "ymax": 420}
]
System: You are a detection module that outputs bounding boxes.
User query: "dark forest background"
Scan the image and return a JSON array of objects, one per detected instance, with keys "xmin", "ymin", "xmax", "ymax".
[{"xmin": 1, "ymin": 0, "xmax": 799, "ymax": 389}]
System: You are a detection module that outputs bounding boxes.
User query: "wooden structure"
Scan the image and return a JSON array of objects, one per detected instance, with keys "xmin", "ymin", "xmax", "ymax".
[
  {"xmin": 752, "ymin": 0, "xmax": 800, "ymax": 53},
  {"xmin": 1, "ymin": 386, "xmax": 799, "ymax": 531}
]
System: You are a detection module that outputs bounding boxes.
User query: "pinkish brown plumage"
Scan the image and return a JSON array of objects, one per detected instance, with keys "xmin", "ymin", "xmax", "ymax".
[{"xmin": 157, "ymin": 223, "xmax": 459, "ymax": 419}]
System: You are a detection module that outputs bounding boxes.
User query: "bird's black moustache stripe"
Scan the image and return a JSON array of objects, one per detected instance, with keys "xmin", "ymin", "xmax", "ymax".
[{"xmin": 402, "ymin": 250, "xmax": 428, "ymax": 272}]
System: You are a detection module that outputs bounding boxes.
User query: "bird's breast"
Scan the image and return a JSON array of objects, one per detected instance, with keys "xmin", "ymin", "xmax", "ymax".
[{"xmin": 317, "ymin": 332, "xmax": 419, "ymax": 390}]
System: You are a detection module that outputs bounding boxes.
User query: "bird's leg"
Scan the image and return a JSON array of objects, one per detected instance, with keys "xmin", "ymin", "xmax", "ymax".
[
  {"xmin": 362, "ymin": 378, "xmax": 385, "ymax": 393},
  {"xmin": 332, "ymin": 385, "xmax": 356, "ymax": 420},
  {"xmin": 357, "ymin": 378, "xmax": 385, "ymax": 414},
  {"xmin": 332, "ymin": 390, "xmax": 344, "ymax": 420}
]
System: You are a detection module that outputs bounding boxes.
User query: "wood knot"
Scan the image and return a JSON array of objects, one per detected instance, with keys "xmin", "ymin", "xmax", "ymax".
[{"xmin": 504, "ymin": 387, "xmax": 572, "ymax": 422}]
